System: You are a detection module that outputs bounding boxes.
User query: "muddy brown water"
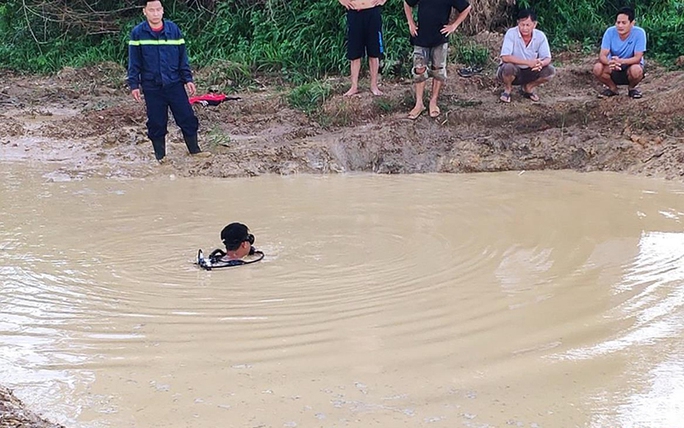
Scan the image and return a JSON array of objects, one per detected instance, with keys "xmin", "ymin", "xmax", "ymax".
[{"xmin": 1, "ymin": 163, "xmax": 683, "ymax": 428}]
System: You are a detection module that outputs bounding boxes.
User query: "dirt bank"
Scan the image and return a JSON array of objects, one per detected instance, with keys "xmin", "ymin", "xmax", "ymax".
[
  {"xmin": 0, "ymin": 386, "xmax": 64, "ymax": 428},
  {"xmin": 1, "ymin": 42, "xmax": 684, "ymax": 425},
  {"xmin": 1, "ymin": 47, "xmax": 683, "ymax": 182}
]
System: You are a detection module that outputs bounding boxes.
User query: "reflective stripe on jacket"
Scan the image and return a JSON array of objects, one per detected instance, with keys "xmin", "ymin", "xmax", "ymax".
[{"xmin": 127, "ymin": 19, "xmax": 193, "ymax": 91}]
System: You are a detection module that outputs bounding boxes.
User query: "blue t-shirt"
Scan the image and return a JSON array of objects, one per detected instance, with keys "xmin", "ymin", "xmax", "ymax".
[{"xmin": 601, "ymin": 26, "xmax": 646, "ymax": 65}]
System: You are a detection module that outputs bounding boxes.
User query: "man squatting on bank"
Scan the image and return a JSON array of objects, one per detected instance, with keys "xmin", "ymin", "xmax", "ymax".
[
  {"xmin": 592, "ymin": 6, "xmax": 646, "ymax": 99},
  {"xmin": 127, "ymin": 0, "xmax": 210, "ymax": 163},
  {"xmin": 497, "ymin": 8, "xmax": 555, "ymax": 103}
]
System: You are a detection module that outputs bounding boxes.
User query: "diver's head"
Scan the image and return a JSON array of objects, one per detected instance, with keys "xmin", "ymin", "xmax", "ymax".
[{"xmin": 221, "ymin": 222, "xmax": 254, "ymax": 258}]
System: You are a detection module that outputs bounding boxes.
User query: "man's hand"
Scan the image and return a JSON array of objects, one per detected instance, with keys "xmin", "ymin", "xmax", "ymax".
[
  {"xmin": 131, "ymin": 89, "xmax": 142, "ymax": 102},
  {"xmin": 339, "ymin": 0, "xmax": 354, "ymax": 9},
  {"xmin": 408, "ymin": 20, "xmax": 418, "ymax": 37},
  {"xmin": 609, "ymin": 57, "xmax": 622, "ymax": 71},
  {"xmin": 531, "ymin": 59, "xmax": 543, "ymax": 72},
  {"xmin": 372, "ymin": 0, "xmax": 386, "ymax": 5},
  {"xmin": 185, "ymin": 82, "xmax": 197, "ymax": 96},
  {"xmin": 440, "ymin": 23, "xmax": 459, "ymax": 36}
]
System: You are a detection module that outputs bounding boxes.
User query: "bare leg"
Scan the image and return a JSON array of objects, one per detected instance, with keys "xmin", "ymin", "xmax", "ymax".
[
  {"xmin": 344, "ymin": 59, "xmax": 361, "ymax": 96},
  {"xmin": 408, "ymin": 66, "xmax": 427, "ymax": 118},
  {"xmin": 369, "ymin": 57, "xmax": 382, "ymax": 95},
  {"xmin": 497, "ymin": 64, "xmax": 517, "ymax": 102},
  {"xmin": 522, "ymin": 77, "xmax": 550, "ymax": 94},
  {"xmin": 592, "ymin": 62, "xmax": 618, "ymax": 92},
  {"xmin": 429, "ymin": 78, "xmax": 443, "ymax": 116},
  {"xmin": 627, "ymin": 65, "xmax": 644, "ymax": 89},
  {"xmin": 409, "ymin": 82, "xmax": 427, "ymax": 118},
  {"xmin": 502, "ymin": 74, "xmax": 515, "ymax": 95}
]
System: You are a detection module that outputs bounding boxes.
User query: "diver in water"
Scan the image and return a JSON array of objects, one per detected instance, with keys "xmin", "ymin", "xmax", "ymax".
[
  {"xmin": 220, "ymin": 222, "xmax": 256, "ymax": 260},
  {"xmin": 197, "ymin": 222, "xmax": 264, "ymax": 269}
]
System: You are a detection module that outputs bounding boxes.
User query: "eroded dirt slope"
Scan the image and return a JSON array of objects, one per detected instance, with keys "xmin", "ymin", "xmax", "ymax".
[
  {"xmin": 1, "ymin": 55, "xmax": 683, "ymax": 181},
  {"xmin": 0, "ymin": 385, "xmax": 65, "ymax": 428}
]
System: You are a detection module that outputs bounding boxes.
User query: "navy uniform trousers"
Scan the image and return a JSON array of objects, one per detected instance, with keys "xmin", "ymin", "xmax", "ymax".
[{"xmin": 144, "ymin": 82, "xmax": 200, "ymax": 160}]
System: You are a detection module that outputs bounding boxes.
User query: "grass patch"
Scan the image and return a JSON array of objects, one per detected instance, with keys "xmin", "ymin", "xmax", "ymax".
[
  {"xmin": 373, "ymin": 97, "xmax": 401, "ymax": 114},
  {"xmin": 196, "ymin": 60, "xmax": 253, "ymax": 92},
  {"xmin": 286, "ymin": 81, "xmax": 332, "ymax": 114},
  {"xmin": 454, "ymin": 99, "xmax": 483, "ymax": 108},
  {"xmin": 205, "ymin": 126, "xmax": 232, "ymax": 149},
  {"xmin": 452, "ymin": 41, "xmax": 491, "ymax": 68}
]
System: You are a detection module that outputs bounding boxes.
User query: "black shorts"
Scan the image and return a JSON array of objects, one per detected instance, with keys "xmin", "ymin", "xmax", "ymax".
[
  {"xmin": 346, "ymin": 6, "xmax": 383, "ymax": 60},
  {"xmin": 610, "ymin": 64, "xmax": 643, "ymax": 85}
]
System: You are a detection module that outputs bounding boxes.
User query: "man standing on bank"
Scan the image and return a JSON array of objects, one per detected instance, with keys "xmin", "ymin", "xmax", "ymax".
[
  {"xmin": 127, "ymin": 0, "xmax": 210, "ymax": 163},
  {"xmin": 592, "ymin": 7, "xmax": 646, "ymax": 99},
  {"xmin": 404, "ymin": 0, "xmax": 472, "ymax": 119},
  {"xmin": 339, "ymin": 0, "xmax": 386, "ymax": 96},
  {"xmin": 497, "ymin": 8, "xmax": 555, "ymax": 103}
]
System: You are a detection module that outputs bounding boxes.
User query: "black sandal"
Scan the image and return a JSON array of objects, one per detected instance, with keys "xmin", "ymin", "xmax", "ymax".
[
  {"xmin": 598, "ymin": 88, "xmax": 619, "ymax": 98},
  {"xmin": 628, "ymin": 88, "xmax": 643, "ymax": 99},
  {"xmin": 519, "ymin": 88, "xmax": 540, "ymax": 102}
]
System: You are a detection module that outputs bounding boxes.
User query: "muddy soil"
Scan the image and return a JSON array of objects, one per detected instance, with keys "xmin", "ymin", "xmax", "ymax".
[
  {"xmin": 1, "ymin": 45, "xmax": 683, "ymax": 182},
  {"xmin": 0, "ymin": 386, "xmax": 64, "ymax": 428},
  {"xmin": 1, "ymin": 39, "xmax": 684, "ymax": 425}
]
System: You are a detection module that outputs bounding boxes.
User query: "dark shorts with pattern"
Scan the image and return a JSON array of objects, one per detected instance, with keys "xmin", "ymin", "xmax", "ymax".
[{"xmin": 346, "ymin": 6, "xmax": 384, "ymax": 60}]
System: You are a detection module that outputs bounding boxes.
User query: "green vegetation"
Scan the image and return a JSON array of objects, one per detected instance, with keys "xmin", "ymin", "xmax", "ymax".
[
  {"xmin": 196, "ymin": 60, "xmax": 254, "ymax": 90},
  {"xmin": 520, "ymin": 0, "xmax": 684, "ymax": 61},
  {"xmin": 373, "ymin": 97, "xmax": 400, "ymax": 114},
  {"xmin": 286, "ymin": 81, "xmax": 332, "ymax": 114},
  {"xmin": 0, "ymin": 0, "xmax": 414, "ymax": 79},
  {"xmin": 0, "ymin": 0, "xmax": 682, "ymax": 78},
  {"xmin": 206, "ymin": 126, "xmax": 232, "ymax": 148},
  {"xmin": 451, "ymin": 37, "xmax": 491, "ymax": 67}
]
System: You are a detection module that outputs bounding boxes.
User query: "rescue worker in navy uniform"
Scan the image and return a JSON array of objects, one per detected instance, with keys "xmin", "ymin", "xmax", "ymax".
[{"xmin": 127, "ymin": 0, "xmax": 210, "ymax": 163}]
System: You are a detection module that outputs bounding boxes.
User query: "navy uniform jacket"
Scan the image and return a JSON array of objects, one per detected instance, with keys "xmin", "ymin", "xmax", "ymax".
[{"xmin": 127, "ymin": 19, "xmax": 193, "ymax": 91}]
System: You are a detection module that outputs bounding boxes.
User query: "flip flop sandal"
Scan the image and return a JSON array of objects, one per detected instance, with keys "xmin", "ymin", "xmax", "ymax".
[
  {"xmin": 628, "ymin": 88, "xmax": 643, "ymax": 99},
  {"xmin": 519, "ymin": 88, "xmax": 540, "ymax": 102},
  {"xmin": 407, "ymin": 107, "xmax": 426, "ymax": 120},
  {"xmin": 598, "ymin": 88, "xmax": 619, "ymax": 98},
  {"xmin": 429, "ymin": 106, "xmax": 441, "ymax": 118},
  {"xmin": 499, "ymin": 91, "xmax": 511, "ymax": 103}
]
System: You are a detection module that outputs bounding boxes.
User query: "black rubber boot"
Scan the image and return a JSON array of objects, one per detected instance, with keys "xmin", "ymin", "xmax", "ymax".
[
  {"xmin": 183, "ymin": 133, "xmax": 202, "ymax": 155},
  {"xmin": 151, "ymin": 137, "xmax": 166, "ymax": 161}
]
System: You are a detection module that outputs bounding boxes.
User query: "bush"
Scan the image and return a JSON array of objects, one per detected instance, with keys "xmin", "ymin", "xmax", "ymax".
[
  {"xmin": 640, "ymin": 2, "xmax": 684, "ymax": 60},
  {"xmin": 1, "ymin": 0, "xmax": 682, "ymax": 76}
]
